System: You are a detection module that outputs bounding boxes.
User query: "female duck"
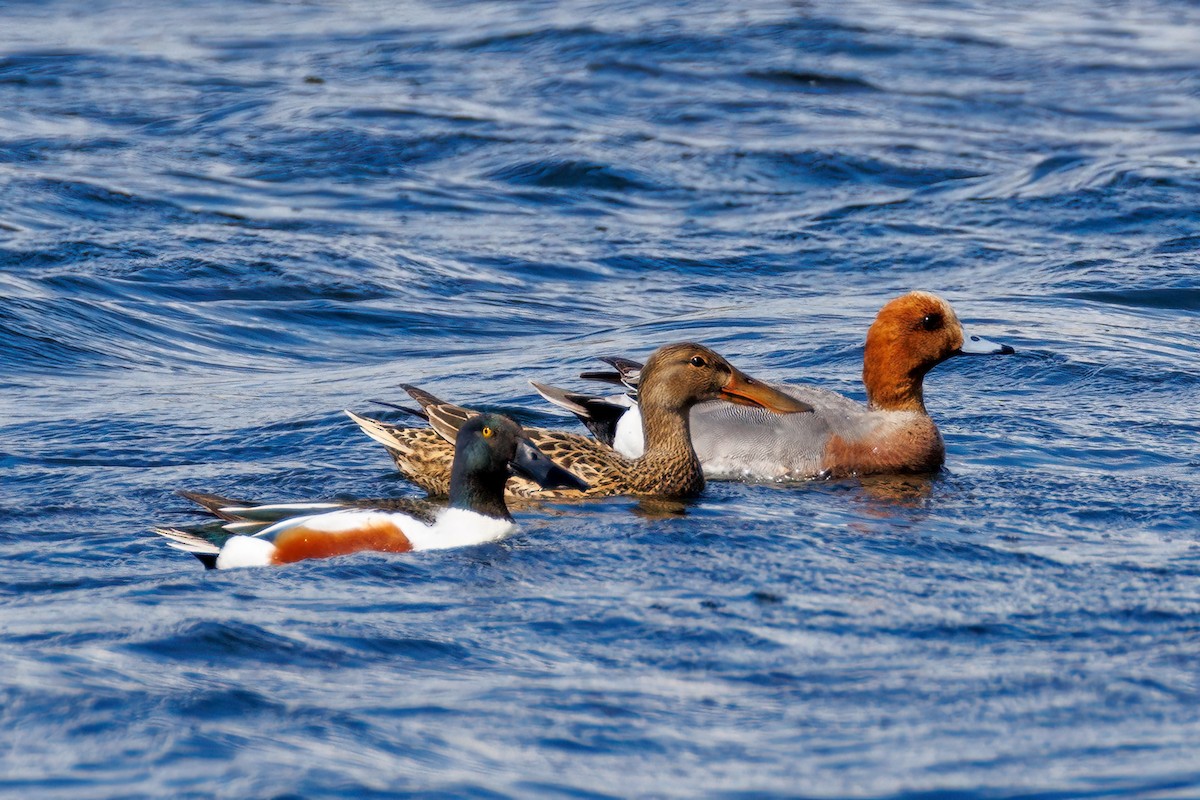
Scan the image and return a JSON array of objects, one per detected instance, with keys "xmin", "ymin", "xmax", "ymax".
[
  {"xmin": 535, "ymin": 292, "xmax": 1014, "ymax": 481},
  {"xmin": 151, "ymin": 413, "xmax": 587, "ymax": 569},
  {"xmin": 348, "ymin": 342, "xmax": 811, "ymax": 499}
]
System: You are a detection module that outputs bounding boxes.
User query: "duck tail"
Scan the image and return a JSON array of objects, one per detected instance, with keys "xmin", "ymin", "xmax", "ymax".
[
  {"xmin": 150, "ymin": 527, "xmax": 221, "ymax": 570},
  {"xmin": 580, "ymin": 356, "xmax": 643, "ymax": 393},
  {"xmin": 344, "ymin": 409, "xmax": 454, "ymax": 495},
  {"xmin": 399, "ymin": 384, "xmax": 478, "ymax": 444},
  {"xmin": 529, "ymin": 381, "xmax": 628, "ymax": 447},
  {"xmin": 177, "ymin": 490, "xmax": 253, "ymax": 520},
  {"xmin": 344, "ymin": 409, "xmax": 416, "ymax": 452},
  {"xmin": 368, "ymin": 398, "xmax": 428, "ymax": 420},
  {"xmin": 529, "ymin": 381, "xmax": 592, "ymax": 417}
]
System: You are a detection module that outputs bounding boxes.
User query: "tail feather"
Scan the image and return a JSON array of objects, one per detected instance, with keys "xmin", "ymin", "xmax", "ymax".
[
  {"xmin": 581, "ymin": 356, "xmax": 643, "ymax": 393},
  {"xmin": 178, "ymin": 490, "xmax": 253, "ymax": 521},
  {"xmin": 401, "ymin": 385, "xmax": 478, "ymax": 444},
  {"xmin": 345, "ymin": 409, "xmax": 414, "ymax": 452},
  {"xmin": 151, "ymin": 526, "xmax": 221, "ymax": 555},
  {"xmin": 529, "ymin": 381, "xmax": 628, "ymax": 447},
  {"xmin": 368, "ymin": 398, "xmax": 428, "ymax": 420},
  {"xmin": 399, "ymin": 384, "xmax": 448, "ymax": 411},
  {"xmin": 601, "ymin": 356, "xmax": 644, "ymax": 378},
  {"xmin": 578, "ymin": 369, "xmax": 624, "ymax": 386},
  {"xmin": 529, "ymin": 381, "xmax": 594, "ymax": 417}
]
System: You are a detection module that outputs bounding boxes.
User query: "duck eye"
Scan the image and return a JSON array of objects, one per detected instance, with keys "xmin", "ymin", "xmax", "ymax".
[
  {"xmin": 689, "ymin": 356, "xmax": 707, "ymax": 368},
  {"xmin": 481, "ymin": 426, "xmax": 493, "ymax": 438},
  {"xmin": 921, "ymin": 313, "xmax": 943, "ymax": 331}
]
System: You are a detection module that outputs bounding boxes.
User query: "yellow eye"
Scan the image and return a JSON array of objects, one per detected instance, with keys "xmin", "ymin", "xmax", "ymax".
[{"xmin": 482, "ymin": 426, "xmax": 493, "ymax": 438}]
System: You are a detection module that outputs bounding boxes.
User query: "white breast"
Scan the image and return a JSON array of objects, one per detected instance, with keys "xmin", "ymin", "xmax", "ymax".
[{"xmin": 409, "ymin": 508, "xmax": 515, "ymax": 550}]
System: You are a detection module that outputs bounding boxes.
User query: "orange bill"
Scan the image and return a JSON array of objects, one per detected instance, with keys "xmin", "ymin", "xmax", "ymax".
[{"xmin": 720, "ymin": 368, "xmax": 813, "ymax": 414}]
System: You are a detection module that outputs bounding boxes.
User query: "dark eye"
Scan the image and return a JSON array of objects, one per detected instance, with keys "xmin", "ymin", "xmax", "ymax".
[
  {"xmin": 921, "ymin": 313, "xmax": 943, "ymax": 331},
  {"xmin": 689, "ymin": 356, "xmax": 707, "ymax": 367}
]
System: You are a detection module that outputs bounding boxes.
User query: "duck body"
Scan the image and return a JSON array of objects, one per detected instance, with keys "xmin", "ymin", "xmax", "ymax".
[
  {"xmin": 352, "ymin": 416, "xmax": 707, "ymax": 499},
  {"xmin": 605, "ymin": 381, "xmax": 943, "ymax": 480},
  {"xmin": 535, "ymin": 293, "xmax": 1012, "ymax": 482},
  {"xmin": 162, "ymin": 505, "xmax": 517, "ymax": 570},
  {"xmin": 152, "ymin": 413, "xmax": 587, "ymax": 569},
  {"xmin": 349, "ymin": 342, "xmax": 812, "ymax": 501}
]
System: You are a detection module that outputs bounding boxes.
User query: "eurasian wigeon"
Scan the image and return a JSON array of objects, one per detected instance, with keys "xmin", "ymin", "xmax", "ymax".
[
  {"xmin": 348, "ymin": 342, "xmax": 813, "ymax": 500},
  {"xmin": 533, "ymin": 292, "xmax": 1014, "ymax": 481},
  {"xmin": 151, "ymin": 414, "xmax": 587, "ymax": 569}
]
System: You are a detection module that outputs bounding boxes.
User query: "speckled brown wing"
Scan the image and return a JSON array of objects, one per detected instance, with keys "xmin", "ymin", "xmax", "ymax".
[
  {"xmin": 347, "ymin": 409, "xmax": 640, "ymax": 499},
  {"xmin": 381, "ymin": 428, "xmax": 457, "ymax": 496},
  {"xmin": 517, "ymin": 428, "xmax": 633, "ymax": 497},
  {"xmin": 345, "ymin": 411, "xmax": 456, "ymax": 495}
]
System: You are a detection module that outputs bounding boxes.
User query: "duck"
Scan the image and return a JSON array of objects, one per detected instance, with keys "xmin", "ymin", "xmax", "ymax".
[
  {"xmin": 347, "ymin": 342, "xmax": 813, "ymax": 500},
  {"xmin": 533, "ymin": 292, "xmax": 1015, "ymax": 481},
  {"xmin": 150, "ymin": 413, "xmax": 588, "ymax": 569}
]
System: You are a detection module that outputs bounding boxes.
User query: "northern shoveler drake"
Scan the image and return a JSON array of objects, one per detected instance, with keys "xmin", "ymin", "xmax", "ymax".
[
  {"xmin": 347, "ymin": 342, "xmax": 813, "ymax": 500},
  {"xmin": 533, "ymin": 292, "xmax": 1015, "ymax": 481},
  {"xmin": 150, "ymin": 413, "xmax": 588, "ymax": 569}
]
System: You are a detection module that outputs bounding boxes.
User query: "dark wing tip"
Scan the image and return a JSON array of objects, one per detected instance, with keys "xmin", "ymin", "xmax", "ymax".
[
  {"xmin": 401, "ymin": 384, "xmax": 447, "ymax": 409},
  {"xmin": 368, "ymin": 398, "xmax": 429, "ymax": 420}
]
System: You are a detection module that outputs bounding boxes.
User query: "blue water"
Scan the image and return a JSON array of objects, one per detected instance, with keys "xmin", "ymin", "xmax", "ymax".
[{"xmin": 2, "ymin": 0, "xmax": 1198, "ymax": 796}]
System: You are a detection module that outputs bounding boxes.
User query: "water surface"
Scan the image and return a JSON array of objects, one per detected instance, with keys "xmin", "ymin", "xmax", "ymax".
[{"xmin": 2, "ymin": 1, "xmax": 1198, "ymax": 797}]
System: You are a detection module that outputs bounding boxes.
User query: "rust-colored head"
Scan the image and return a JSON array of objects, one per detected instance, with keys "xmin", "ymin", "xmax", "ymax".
[
  {"xmin": 637, "ymin": 342, "xmax": 813, "ymax": 415},
  {"xmin": 862, "ymin": 292, "xmax": 1012, "ymax": 412}
]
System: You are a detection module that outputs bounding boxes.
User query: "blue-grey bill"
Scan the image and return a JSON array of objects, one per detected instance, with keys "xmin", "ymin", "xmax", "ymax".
[
  {"xmin": 510, "ymin": 439, "xmax": 589, "ymax": 491},
  {"xmin": 959, "ymin": 332, "xmax": 1015, "ymax": 355}
]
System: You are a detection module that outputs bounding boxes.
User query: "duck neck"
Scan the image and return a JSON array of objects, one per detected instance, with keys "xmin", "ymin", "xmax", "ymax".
[
  {"xmin": 862, "ymin": 345, "xmax": 929, "ymax": 414},
  {"xmin": 448, "ymin": 462, "xmax": 513, "ymax": 522},
  {"xmin": 640, "ymin": 399, "xmax": 694, "ymax": 456},
  {"xmin": 637, "ymin": 400, "xmax": 703, "ymax": 492}
]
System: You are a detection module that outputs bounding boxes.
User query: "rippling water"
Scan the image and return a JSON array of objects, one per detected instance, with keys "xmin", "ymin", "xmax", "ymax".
[{"xmin": 2, "ymin": 1, "xmax": 1198, "ymax": 797}]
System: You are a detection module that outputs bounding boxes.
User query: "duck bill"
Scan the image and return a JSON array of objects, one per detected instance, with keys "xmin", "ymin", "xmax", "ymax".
[
  {"xmin": 510, "ymin": 439, "xmax": 590, "ymax": 491},
  {"xmin": 719, "ymin": 368, "xmax": 813, "ymax": 414},
  {"xmin": 958, "ymin": 330, "xmax": 1015, "ymax": 356}
]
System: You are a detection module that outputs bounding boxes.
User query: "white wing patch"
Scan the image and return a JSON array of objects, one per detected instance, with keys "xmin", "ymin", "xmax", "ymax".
[{"xmin": 239, "ymin": 507, "xmax": 511, "ymax": 553}]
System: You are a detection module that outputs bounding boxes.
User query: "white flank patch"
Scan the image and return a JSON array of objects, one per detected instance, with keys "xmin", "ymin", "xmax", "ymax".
[
  {"xmin": 216, "ymin": 536, "xmax": 277, "ymax": 569},
  {"xmin": 267, "ymin": 508, "xmax": 512, "ymax": 551},
  {"xmin": 209, "ymin": 506, "xmax": 514, "ymax": 565},
  {"xmin": 250, "ymin": 509, "xmax": 393, "ymax": 540},
  {"xmin": 613, "ymin": 405, "xmax": 645, "ymax": 459}
]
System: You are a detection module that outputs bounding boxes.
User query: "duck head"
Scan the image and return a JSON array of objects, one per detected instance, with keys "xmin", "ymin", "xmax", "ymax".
[
  {"xmin": 636, "ymin": 342, "xmax": 813, "ymax": 414},
  {"xmin": 450, "ymin": 414, "xmax": 589, "ymax": 515},
  {"xmin": 863, "ymin": 291, "xmax": 1014, "ymax": 413}
]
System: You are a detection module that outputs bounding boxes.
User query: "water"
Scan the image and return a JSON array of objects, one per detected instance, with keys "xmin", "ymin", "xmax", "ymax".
[{"xmin": 2, "ymin": 0, "xmax": 1198, "ymax": 796}]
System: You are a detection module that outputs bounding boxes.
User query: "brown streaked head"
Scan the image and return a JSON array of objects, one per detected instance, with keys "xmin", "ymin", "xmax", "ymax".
[{"xmin": 636, "ymin": 342, "xmax": 812, "ymax": 415}]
